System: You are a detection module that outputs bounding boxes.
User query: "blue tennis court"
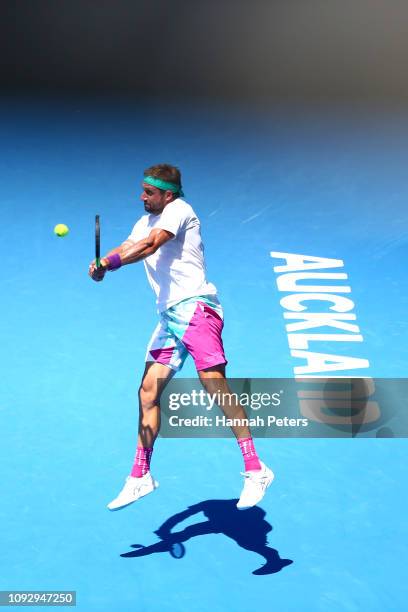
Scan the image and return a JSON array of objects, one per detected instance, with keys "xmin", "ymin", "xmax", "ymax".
[{"xmin": 1, "ymin": 96, "xmax": 407, "ymax": 610}]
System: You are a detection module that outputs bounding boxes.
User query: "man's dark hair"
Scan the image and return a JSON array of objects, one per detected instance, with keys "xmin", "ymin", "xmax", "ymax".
[{"xmin": 143, "ymin": 163, "xmax": 182, "ymax": 194}]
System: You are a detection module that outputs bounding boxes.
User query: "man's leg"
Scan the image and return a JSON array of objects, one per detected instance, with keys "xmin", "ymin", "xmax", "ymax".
[
  {"xmin": 198, "ymin": 365, "xmax": 274, "ymax": 509},
  {"xmin": 198, "ymin": 365, "xmax": 252, "ymax": 440},
  {"xmin": 138, "ymin": 361, "xmax": 176, "ymax": 447},
  {"xmin": 130, "ymin": 362, "xmax": 175, "ymax": 476},
  {"xmin": 107, "ymin": 362, "xmax": 175, "ymax": 510}
]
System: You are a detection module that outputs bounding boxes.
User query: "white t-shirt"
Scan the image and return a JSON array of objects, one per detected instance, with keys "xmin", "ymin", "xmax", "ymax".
[{"xmin": 128, "ymin": 198, "xmax": 217, "ymax": 312}]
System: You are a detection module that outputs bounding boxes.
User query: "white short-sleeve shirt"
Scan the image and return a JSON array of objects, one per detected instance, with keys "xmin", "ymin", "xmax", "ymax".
[{"xmin": 128, "ymin": 198, "xmax": 217, "ymax": 312}]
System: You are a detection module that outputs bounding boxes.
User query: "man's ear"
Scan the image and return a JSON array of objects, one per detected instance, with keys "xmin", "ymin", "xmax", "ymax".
[{"xmin": 165, "ymin": 190, "xmax": 175, "ymax": 203}]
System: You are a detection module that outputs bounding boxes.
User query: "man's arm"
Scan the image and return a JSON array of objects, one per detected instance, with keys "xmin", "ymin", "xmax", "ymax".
[
  {"xmin": 88, "ymin": 228, "xmax": 174, "ymax": 281},
  {"xmin": 103, "ymin": 228, "xmax": 174, "ymax": 266}
]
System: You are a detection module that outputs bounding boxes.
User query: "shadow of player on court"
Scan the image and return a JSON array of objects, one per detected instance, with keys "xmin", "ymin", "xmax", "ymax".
[{"xmin": 121, "ymin": 499, "xmax": 293, "ymax": 575}]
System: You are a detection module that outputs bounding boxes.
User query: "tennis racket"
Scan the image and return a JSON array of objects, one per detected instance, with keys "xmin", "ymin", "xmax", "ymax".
[{"xmin": 95, "ymin": 214, "xmax": 101, "ymax": 268}]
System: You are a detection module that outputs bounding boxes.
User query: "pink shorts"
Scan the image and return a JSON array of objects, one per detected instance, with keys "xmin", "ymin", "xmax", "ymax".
[{"xmin": 145, "ymin": 295, "xmax": 228, "ymax": 372}]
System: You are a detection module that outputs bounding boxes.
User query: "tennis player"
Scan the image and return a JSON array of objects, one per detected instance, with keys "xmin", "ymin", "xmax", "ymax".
[{"xmin": 89, "ymin": 164, "xmax": 273, "ymax": 510}]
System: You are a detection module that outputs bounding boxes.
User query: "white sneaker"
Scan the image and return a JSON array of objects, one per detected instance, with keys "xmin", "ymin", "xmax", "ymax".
[
  {"xmin": 107, "ymin": 472, "xmax": 159, "ymax": 511},
  {"xmin": 236, "ymin": 461, "xmax": 274, "ymax": 509}
]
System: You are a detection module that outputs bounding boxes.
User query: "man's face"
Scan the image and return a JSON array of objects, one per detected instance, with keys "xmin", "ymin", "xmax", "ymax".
[{"xmin": 140, "ymin": 183, "xmax": 171, "ymax": 214}]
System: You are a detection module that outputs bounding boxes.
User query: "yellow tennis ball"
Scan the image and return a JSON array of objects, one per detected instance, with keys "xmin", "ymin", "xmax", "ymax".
[{"xmin": 54, "ymin": 223, "xmax": 69, "ymax": 237}]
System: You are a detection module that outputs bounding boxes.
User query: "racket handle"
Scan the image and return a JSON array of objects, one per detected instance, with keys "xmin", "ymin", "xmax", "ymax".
[{"xmin": 96, "ymin": 257, "xmax": 101, "ymax": 268}]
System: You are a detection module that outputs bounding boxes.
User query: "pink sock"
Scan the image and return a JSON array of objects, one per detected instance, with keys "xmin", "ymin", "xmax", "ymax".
[
  {"xmin": 238, "ymin": 437, "xmax": 262, "ymax": 471},
  {"xmin": 130, "ymin": 446, "xmax": 153, "ymax": 477}
]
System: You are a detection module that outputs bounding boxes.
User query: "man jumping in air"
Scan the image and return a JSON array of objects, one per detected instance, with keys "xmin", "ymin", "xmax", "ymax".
[{"xmin": 89, "ymin": 164, "xmax": 273, "ymax": 510}]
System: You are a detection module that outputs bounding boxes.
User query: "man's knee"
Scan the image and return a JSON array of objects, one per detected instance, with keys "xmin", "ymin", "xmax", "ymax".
[
  {"xmin": 138, "ymin": 380, "xmax": 160, "ymax": 411},
  {"xmin": 138, "ymin": 362, "xmax": 174, "ymax": 411}
]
